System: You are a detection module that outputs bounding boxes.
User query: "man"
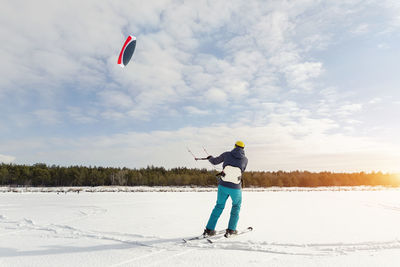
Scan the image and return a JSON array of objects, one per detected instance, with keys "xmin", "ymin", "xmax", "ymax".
[{"xmin": 203, "ymin": 141, "xmax": 248, "ymax": 237}]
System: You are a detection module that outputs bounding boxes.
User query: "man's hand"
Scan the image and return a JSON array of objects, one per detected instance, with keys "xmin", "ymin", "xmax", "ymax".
[
  {"xmin": 216, "ymin": 171, "xmax": 225, "ymax": 178},
  {"xmin": 206, "ymin": 155, "xmax": 212, "ymax": 159}
]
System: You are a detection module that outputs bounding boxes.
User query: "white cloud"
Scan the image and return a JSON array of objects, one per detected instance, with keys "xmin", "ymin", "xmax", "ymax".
[
  {"xmin": 0, "ymin": 0, "xmax": 365, "ymax": 122},
  {"xmin": 316, "ymin": 88, "xmax": 368, "ymax": 121},
  {"xmin": 127, "ymin": 108, "xmax": 152, "ymax": 121},
  {"xmin": 0, "ymin": 1, "xmax": 117, "ymax": 93},
  {"xmin": 0, "ymin": 154, "xmax": 15, "ymax": 163},
  {"xmin": 350, "ymin": 24, "xmax": 370, "ymax": 35},
  {"xmin": 205, "ymin": 88, "xmax": 228, "ymax": 103},
  {"xmin": 379, "ymin": 0, "xmax": 400, "ymax": 32},
  {"xmin": 319, "ymin": 87, "xmax": 339, "ymax": 101},
  {"xmin": 301, "ymin": 34, "xmax": 332, "ymax": 51},
  {"xmin": 337, "ymin": 103, "xmax": 363, "ymax": 117},
  {"xmin": 368, "ymin": 98, "xmax": 382, "ymax": 104},
  {"xmin": 67, "ymin": 107, "xmax": 98, "ymax": 124},
  {"xmin": 284, "ymin": 62, "xmax": 324, "ymax": 90},
  {"xmin": 98, "ymin": 90, "xmax": 134, "ymax": 109},
  {"xmin": 3, "ymin": 122, "xmax": 399, "ymax": 172},
  {"xmin": 2, "ymin": 0, "xmax": 400, "ymax": 173},
  {"xmin": 101, "ymin": 110, "xmax": 126, "ymax": 120},
  {"xmin": 184, "ymin": 106, "xmax": 209, "ymax": 116},
  {"xmin": 251, "ymin": 11, "xmax": 293, "ymax": 53}
]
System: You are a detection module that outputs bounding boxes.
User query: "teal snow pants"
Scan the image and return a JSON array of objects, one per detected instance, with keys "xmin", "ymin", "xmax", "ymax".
[{"xmin": 206, "ymin": 185, "xmax": 242, "ymax": 231}]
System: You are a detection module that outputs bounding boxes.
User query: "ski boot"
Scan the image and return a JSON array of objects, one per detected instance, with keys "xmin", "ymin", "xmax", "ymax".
[
  {"xmin": 203, "ymin": 228, "xmax": 217, "ymax": 237},
  {"xmin": 224, "ymin": 229, "xmax": 238, "ymax": 238}
]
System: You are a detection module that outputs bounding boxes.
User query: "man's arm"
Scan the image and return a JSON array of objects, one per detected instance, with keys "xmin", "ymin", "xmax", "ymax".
[
  {"xmin": 208, "ymin": 152, "xmax": 227, "ymax": 165},
  {"xmin": 242, "ymin": 157, "xmax": 248, "ymax": 172}
]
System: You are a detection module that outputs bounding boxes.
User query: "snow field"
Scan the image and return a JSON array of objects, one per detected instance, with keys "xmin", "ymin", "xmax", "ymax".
[{"xmin": 1, "ymin": 188, "xmax": 400, "ymax": 266}]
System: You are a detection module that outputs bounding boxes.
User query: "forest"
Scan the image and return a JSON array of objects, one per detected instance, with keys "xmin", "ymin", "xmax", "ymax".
[{"xmin": 0, "ymin": 163, "xmax": 399, "ymax": 187}]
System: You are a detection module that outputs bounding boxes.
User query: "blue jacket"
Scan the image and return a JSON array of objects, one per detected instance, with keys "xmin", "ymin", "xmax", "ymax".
[{"xmin": 208, "ymin": 147, "xmax": 248, "ymax": 189}]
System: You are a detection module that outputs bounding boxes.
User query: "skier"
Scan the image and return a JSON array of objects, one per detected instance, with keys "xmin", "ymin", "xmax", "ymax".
[{"xmin": 203, "ymin": 141, "xmax": 248, "ymax": 238}]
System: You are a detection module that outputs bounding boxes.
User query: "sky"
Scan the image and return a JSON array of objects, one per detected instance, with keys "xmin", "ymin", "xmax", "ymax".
[{"xmin": 1, "ymin": 0, "xmax": 400, "ymax": 172}]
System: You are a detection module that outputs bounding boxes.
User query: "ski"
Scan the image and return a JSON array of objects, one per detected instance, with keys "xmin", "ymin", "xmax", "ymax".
[
  {"xmin": 183, "ymin": 229, "xmax": 226, "ymax": 243},
  {"xmin": 207, "ymin": 226, "xmax": 253, "ymax": 243}
]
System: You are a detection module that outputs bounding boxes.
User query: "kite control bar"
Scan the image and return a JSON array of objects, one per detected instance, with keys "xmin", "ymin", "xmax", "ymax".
[
  {"xmin": 187, "ymin": 146, "xmax": 220, "ymax": 172},
  {"xmin": 187, "ymin": 147, "xmax": 209, "ymax": 161}
]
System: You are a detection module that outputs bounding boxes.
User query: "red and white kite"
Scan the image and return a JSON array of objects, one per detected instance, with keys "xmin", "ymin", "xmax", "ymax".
[{"xmin": 118, "ymin": 35, "xmax": 136, "ymax": 67}]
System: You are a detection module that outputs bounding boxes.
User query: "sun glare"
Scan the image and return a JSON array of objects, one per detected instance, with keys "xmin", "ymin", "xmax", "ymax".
[{"xmin": 393, "ymin": 174, "xmax": 400, "ymax": 186}]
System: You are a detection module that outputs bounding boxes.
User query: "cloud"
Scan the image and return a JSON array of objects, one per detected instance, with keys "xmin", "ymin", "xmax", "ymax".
[
  {"xmin": 337, "ymin": 103, "xmax": 363, "ymax": 117},
  {"xmin": 350, "ymin": 24, "xmax": 370, "ymax": 35},
  {"xmin": 284, "ymin": 62, "xmax": 324, "ymax": 90},
  {"xmin": 0, "ymin": 154, "xmax": 15, "ymax": 163},
  {"xmin": 101, "ymin": 110, "xmax": 126, "ymax": 121},
  {"xmin": 368, "ymin": 98, "xmax": 382, "ymax": 104},
  {"xmin": 205, "ymin": 88, "xmax": 228, "ymax": 103},
  {"xmin": 67, "ymin": 107, "xmax": 98, "ymax": 124},
  {"xmin": 3, "ymin": 121, "xmax": 399, "ymax": 172},
  {"xmin": 379, "ymin": 0, "xmax": 400, "ymax": 32},
  {"xmin": 0, "ymin": 1, "xmax": 116, "ymax": 92},
  {"xmin": 301, "ymin": 34, "xmax": 332, "ymax": 51},
  {"xmin": 0, "ymin": 0, "xmax": 371, "ymax": 123},
  {"xmin": 98, "ymin": 90, "xmax": 134, "ymax": 109},
  {"xmin": 184, "ymin": 106, "xmax": 209, "ymax": 116},
  {"xmin": 2, "ymin": 0, "xmax": 400, "ymax": 173}
]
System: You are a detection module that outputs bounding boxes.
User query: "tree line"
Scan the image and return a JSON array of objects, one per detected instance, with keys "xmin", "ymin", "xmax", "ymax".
[{"xmin": 0, "ymin": 163, "xmax": 399, "ymax": 187}]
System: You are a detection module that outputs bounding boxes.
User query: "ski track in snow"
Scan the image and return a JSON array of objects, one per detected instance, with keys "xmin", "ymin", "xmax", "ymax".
[
  {"xmin": 0, "ymin": 213, "xmax": 154, "ymax": 247},
  {"xmin": 179, "ymin": 238, "xmax": 400, "ymax": 257},
  {"xmin": 5, "ymin": 212, "xmax": 385, "ymax": 258},
  {"xmin": 2, "ymin": 205, "xmax": 400, "ymax": 259},
  {"xmin": 0, "ymin": 205, "xmax": 107, "ymax": 237},
  {"xmin": 178, "ymin": 196, "xmax": 400, "ymax": 257},
  {"xmin": 143, "ymin": 249, "xmax": 197, "ymax": 267},
  {"xmin": 362, "ymin": 201, "xmax": 400, "ymax": 213},
  {"xmin": 0, "ymin": 211, "xmax": 203, "ymax": 266},
  {"xmin": 2, "ymin": 189, "xmax": 400, "ymax": 266},
  {"xmin": 176, "ymin": 196, "xmax": 400, "ymax": 257},
  {"xmin": 110, "ymin": 249, "xmax": 168, "ymax": 267},
  {"xmin": 183, "ymin": 197, "xmax": 400, "ymax": 259}
]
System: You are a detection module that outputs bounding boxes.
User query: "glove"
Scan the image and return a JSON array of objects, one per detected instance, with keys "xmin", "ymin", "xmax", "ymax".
[
  {"xmin": 216, "ymin": 171, "xmax": 225, "ymax": 178},
  {"xmin": 206, "ymin": 155, "xmax": 212, "ymax": 159}
]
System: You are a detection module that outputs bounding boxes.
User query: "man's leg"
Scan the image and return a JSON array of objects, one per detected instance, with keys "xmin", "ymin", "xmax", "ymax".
[
  {"xmin": 227, "ymin": 188, "xmax": 242, "ymax": 230},
  {"xmin": 206, "ymin": 185, "xmax": 229, "ymax": 230}
]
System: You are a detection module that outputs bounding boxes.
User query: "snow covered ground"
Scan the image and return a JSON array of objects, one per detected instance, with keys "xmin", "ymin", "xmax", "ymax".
[{"xmin": 1, "ymin": 187, "xmax": 400, "ymax": 266}]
